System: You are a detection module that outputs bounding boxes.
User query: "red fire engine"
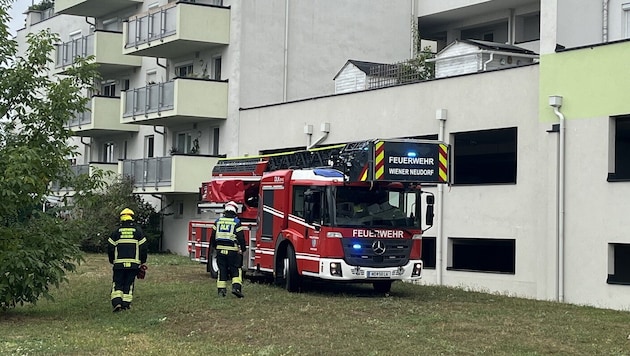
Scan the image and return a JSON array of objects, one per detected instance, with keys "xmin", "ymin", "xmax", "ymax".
[{"xmin": 188, "ymin": 138, "xmax": 449, "ymax": 293}]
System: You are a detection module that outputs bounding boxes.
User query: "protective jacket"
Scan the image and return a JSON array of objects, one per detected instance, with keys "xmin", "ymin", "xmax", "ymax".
[
  {"xmin": 108, "ymin": 221, "xmax": 148, "ymax": 269},
  {"xmin": 210, "ymin": 216, "xmax": 246, "ymax": 253}
]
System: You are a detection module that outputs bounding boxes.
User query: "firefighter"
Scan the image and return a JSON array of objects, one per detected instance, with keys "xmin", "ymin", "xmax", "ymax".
[
  {"xmin": 108, "ymin": 208, "xmax": 148, "ymax": 312},
  {"xmin": 210, "ymin": 201, "xmax": 246, "ymax": 298}
]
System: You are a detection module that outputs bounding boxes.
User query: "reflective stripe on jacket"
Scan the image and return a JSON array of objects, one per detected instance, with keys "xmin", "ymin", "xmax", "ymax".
[
  {"xmin": 213, "ymin": 217, "xmax": 244, "ymax": 251},
  {"xmin": 108, "ymin": 225, "xmax": 147, "ymax": 268}
]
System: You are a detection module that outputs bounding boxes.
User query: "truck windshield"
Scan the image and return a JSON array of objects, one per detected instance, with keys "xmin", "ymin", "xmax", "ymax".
[{"xmin": 332, "ymin": 185, "xmax": 418, "ymax": 228}]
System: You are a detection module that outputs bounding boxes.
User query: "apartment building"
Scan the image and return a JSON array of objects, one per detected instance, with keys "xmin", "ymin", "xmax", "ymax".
[
  {"xmin": 16, "ymin": 2, "xmax": 416, "ymax": 257},
  {"xmin": 15, "ymin": 0, "xmax": 630, "ymax": 310},
  {"xmin": 236, "ymin": 0, "xmax": 630, "ymax": 311}
]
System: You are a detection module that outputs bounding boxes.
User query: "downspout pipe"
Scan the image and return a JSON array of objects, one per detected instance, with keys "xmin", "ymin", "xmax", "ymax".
[
  {"xmin": 603, "ymin": 0, "xmax": 609, "ymax": 42},
  {"xmin": 549, "ymin": 96, "xmax": 565, "ymax": 302},
  {"xmin": 283, "ymin": 0, "xmax": 289, "ymax": 102},
  {"xmin": 435, "ymin": 109, "xmax": 447, "ymax": 285}
]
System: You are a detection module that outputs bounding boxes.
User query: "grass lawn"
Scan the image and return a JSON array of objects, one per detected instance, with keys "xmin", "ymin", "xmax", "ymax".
[{"xmin": 1, "ymin": 253, "xmax": 630, "ymax": 355}]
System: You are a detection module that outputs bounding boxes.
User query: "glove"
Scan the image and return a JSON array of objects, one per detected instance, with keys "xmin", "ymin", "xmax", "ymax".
[{"xmin": 137, "ymin": 264, "xmax": 148, "ymax": 279}]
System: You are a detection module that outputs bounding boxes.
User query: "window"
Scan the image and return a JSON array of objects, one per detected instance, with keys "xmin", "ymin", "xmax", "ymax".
[
  {"xmin": 453, "ymin": 127, "xmax": 517, "ymax": 184},
  {"xmin": 102, "ymin": 18, "xmax": 120, "ymax": 31},
  {"xmin": 103, "ymin": 142, "xmax": 115, "ymax": 162},
  {"xmin": 145, "ymin": 135, "xmax": 154, "ymax": 158},
  {"xmin": 175, "ymin": 132, "xmax": 193, "ymax": 153},
  {"xmin": 292, "ymin": 186, "xmax": 307, "ymax": 218},
  {"xmin": 608, "ymin": 243, "xmax": 630, "ymax": 284},
  {"xmin": 212, "ymin": 127, "xmax": 220, "ymax": 155},
  {"xmin": 122, "ymin": 79, "xmax": 130, "ymax": 91},
  {"xmin": 174, "ymin": 200, "xmax": 184, "ymax": 219},
  {"xmin": 213, "ymin": 56, "xmax": 222, "ymax": 80},
  {"xmin": 175, "ymin": 62, "xmax": 194, "ymax": 78},
  {"xmin": 102, "ymin": 81, "xmax": 116, "ymax": 97},
  {"xmin": 514, "ymin": 12, "xmax": 541, "ymax": 43},
  {"xmin": 146, "ymin": 70, "xmax": 157, "ymax": 85},
  {"xmin": 610, "ymin": 116, "xmax": 630, "ymax": 180},
  {"xmin": 422, "ymin": 237, "xmax": 436, "ymax": 269},
  {"xmin": 448, "ymin": 238, "xmax": 515, "ymax": 274}
]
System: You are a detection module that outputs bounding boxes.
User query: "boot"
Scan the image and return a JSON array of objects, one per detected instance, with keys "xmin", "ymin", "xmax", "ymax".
[
  {"xmin": 231, "ymin": 284, "xmax": 244, "ymax": 298},
  {"xmin": 218, "ymin": 288, "xmax": 227, "ymax": 297}
]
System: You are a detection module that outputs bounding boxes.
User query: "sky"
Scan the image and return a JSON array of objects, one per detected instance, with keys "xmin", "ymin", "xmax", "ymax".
[{"xmin": 7, "ymin": 0, "xmax": 32, "ymax": 36}]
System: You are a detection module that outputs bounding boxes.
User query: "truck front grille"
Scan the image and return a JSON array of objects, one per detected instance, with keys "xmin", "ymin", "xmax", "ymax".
[{"xmin": 342, "ymin": 238, "xmax": 411, "ymax": 268}]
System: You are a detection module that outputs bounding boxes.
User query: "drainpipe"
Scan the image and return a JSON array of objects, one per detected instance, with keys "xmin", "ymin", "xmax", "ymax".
[
  {"xmin": 283, "ymin": 0, "xmax": 289, "ymax": 102},
  {"xmin": 482, "ymin": 52, "xmax": 494, "ymax": 71},
  {"xmin": 549, "ymin": 95, "xmax": 565, "ymax": 303},
  {"xmin": 304, "ymin": 124, "xmax": 313, "ymax": 147},
  {"xmin": 435, "ymin": 109, "xmax": 447, "ymax": 285},
  {"xmin": 603, "ymin": 0, "xmax": 609, "ymax": 42},
  {"xmin": 307, "ymin": 123, "xmax": 330, "ymax": 150}
]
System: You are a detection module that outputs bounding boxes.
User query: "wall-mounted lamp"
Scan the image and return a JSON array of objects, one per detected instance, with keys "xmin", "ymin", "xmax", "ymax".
[{"xmin": 304, "ymin": 124, "xmax": 313, "ymax": 135}]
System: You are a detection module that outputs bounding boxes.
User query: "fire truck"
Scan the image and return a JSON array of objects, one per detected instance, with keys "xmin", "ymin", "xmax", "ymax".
[{"xmin": 187, "ymin": 138, "xmax": 449, "ymax": 293}]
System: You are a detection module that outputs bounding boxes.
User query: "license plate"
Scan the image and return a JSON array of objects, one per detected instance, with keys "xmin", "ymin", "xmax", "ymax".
[{"xmin": 367, "ymin": 271, "xmax": 391, "ymax": 278}]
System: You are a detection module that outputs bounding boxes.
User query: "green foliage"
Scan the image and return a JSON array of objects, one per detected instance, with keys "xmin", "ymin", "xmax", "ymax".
[
  {"xmin": 0, "ymin": 212, "xmax": 83, "ymax": 310},
  {"xmin": 28, "ymin": 0, "xmax": 55, "ymax": 11},
  {"xmin": 0, "ymin": 0, "xmax": 98, "ymax": 310},
  {"xmin": 66, "ymin": 177, "xmax": 161, "ymax": 253}
]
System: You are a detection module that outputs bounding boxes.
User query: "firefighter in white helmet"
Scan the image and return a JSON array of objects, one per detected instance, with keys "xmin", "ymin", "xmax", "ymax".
[
  {"xmin": 108, "ymin": 208, "xmax": 148, "ymax": 312},
  {"xmin": 210, "ymin": 201, "xmax": 246, "ymax": 298}
]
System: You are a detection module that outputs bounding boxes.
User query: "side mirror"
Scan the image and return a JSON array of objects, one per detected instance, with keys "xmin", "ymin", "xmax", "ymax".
[
  {"xmin": 425, "ymin": 193, "xmax": 435, "ymax": 227},
  {"xmin": 425, "ymin": 204, "xmax": 434, "ymax": 226}
]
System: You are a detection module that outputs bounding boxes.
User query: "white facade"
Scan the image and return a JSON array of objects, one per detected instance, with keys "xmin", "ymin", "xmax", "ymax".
[{"xmin": 15, "ymin": 0, "xmax": 630, "ymax": 310}]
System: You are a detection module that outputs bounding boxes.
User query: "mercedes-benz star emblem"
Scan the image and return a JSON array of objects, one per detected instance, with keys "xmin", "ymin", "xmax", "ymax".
[{"xmin": 372, "ymin": 240, "xmax": 386, "ymax": 255}]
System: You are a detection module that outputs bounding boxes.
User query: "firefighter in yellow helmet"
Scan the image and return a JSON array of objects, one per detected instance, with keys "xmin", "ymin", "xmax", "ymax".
[
  {"xmin": 108, "ymin": 208, "xmax": 148, "ymax": 312},
  {"xmin": 210, "ymin": 201, "xmax": 246, "ymax": 298}
]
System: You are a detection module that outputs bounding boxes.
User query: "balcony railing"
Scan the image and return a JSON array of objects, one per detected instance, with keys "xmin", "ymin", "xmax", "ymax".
[
  {"xmin": 123, "ymin": 1, "xmax": 230, "ymax": 58},
  {"xmin": 51, "ymin": 163, "xmax": 118, "ymax": 191},
  {"xmin": 66, "ymin": 96, "xmax": 138, "ymax": 136},
  {"xmin": 56, "ymin": 31, "xmax": 141, "ymax": 75},
  {"xmin": 121, "ymin": 78, "xmax": 228, "ymax": 126},
  {"xmin": 120, "ymin": 155, "xmax": 221, "ymax": 194},
  {"xmin": 123, "ymin": 82, "xmax": 175, "ymax": 118}
]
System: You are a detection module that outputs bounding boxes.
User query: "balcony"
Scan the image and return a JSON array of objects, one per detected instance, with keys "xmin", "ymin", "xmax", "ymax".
[
  {"xmin": 121, "ymin": 77, "xmax": 228, "ymax": 126},
  {"xmin": 55, "ymin": 0, "xmax": 143, "ymax": 18},
  {"xmin": 51, "ymin": 162, "xmax": 119, "ymax": 193},
  {"xmin": 56, "ymin": 31, "xmax": 142, "ymax": 76},
  {"xmin": 123, "ymin": 2, "xmax": 230, "ymax": 58},
  {"xmin": 120, "ymin": 155, "xmax": 221, "ymax": 194},
  {"xmin": 67, "ymin": 96, "xmax": 139, "ymax": 137}
]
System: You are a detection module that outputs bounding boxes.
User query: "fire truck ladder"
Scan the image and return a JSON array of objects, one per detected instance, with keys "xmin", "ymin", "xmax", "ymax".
[{"xmin": 212, "ymin": 143, "xmax": 348, "ymax": 175}]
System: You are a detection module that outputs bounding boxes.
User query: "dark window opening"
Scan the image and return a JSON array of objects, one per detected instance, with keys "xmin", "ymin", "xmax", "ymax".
[
  {"xmin": 609, "ymin": 116, "xmax": 630, "ymax": 181},
  {"xmin": 453, "ymin": 127, "xmax": 517, "ymax": 184},
  {"xmin": 449, "ymin": 238, "xmax": 515, "ymax": 274},
  {"xmin": 607, "ymin": 243, "xmax": 630, "ymax": 285},
  {"xmin": 422, "ymin": 237, "xmax": 436, "ymax": 269}
]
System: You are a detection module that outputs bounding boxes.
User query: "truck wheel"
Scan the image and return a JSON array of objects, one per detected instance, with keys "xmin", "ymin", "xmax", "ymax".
[
  {"xmin": 284, "ymin": 245, "xmax": 300, "ymax": 292},
  {"xmin": 207, "ymin": 249, "xmax": 218, "ymax": 279},
  {"xmin": 373, "ymin": 280, "xmax": 393, "ymax": 294}
]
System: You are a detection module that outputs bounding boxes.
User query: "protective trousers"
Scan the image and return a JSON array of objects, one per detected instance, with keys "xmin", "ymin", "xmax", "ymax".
[
  {"xmin": 111, "ymin": 268, "xmax": 137, "ymax": 309},
  {"xmin": 216, "ymin": 249, "xmax": 242, "ymax": 290}
]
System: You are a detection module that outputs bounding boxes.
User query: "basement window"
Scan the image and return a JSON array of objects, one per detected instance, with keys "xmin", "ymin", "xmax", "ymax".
[
  {"xmin": 452, "ymin": 127, "xmax": 517, "ymax": 185},
  {"xmin": 448, "ymin": 237, "xmax": 515, "ymax": 274},
  {"xmin": 608, "ymin": 116, "xmax": 630, "ymax": 181},
  {"xmin": 607, "ymin": 243, "xmax": 630, "ymax": 285},
  {"xmin": 422, "ymin": 236, "xmax": 436, "ymax": 269}
]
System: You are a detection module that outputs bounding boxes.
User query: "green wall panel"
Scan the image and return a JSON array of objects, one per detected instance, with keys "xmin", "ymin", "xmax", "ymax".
[{"xmin": 539, "ymin": 41, "xmax": 630, "ymax": 122}]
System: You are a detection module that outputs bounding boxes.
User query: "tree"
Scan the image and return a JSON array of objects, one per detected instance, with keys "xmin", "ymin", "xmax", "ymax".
[
  {"xmin": 64, "ymin": 176, "xmax": 161, "ymax": 253},
  {"xmin": 0, "ymin": 0, "xmax": 99, "ymax": 310}
]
